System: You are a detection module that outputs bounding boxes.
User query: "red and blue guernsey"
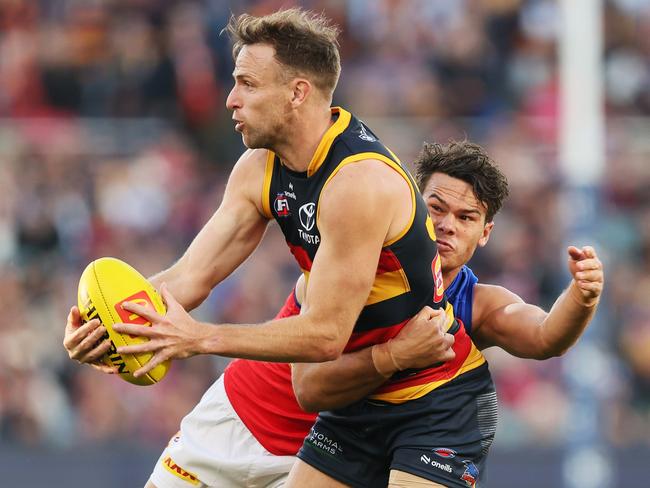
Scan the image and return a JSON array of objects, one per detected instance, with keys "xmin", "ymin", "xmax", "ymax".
[{"xmin": 225, "ymin": 107, "xmax": 485, "ymax": 453}]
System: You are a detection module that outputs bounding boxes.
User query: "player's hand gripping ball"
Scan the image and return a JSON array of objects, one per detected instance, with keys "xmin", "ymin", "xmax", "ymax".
[{"xmin": 77, "ymin": 257, "xmax": 170, "ymax": 385}]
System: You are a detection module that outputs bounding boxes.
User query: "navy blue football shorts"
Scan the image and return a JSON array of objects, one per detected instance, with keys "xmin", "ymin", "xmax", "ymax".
[{"xmin": 297, "ymin": 363, "xmax": 497, "ymax": 488}]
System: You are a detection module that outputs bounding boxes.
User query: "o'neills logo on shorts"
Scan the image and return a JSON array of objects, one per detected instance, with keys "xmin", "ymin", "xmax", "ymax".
[{"xmin": 162, "ymin": 456, "xmax": 200, "ymax": 485}]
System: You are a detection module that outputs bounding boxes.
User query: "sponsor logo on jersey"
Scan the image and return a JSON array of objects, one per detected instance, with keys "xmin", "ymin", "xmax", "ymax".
[
  {"xmin": 306, "ymin": 427, "xmax": 344, "ymax": 458},
  {"xmin": 358, "ymin": 123, "xmax": 377, "ymax": 142},
  {"xmin": 299, "ymin": 202, "xmax": 316, "ymax": 231},
  {"xmin": 461, "ymin": 460, "xmax": 479, "ymax": 487},
  {"xmin": 283, "ymin": 182, "xmax": 297, "ymax": 200},
  {"xmin": 298, "ymin": 228, "xmax": 320, "ymax": 245},
  {"xmin": 420, "ymin": 454, "xmax": 453, "ymax": 473},
  {"xmin": 274, "ymin": 194, "xmax": 291, "ymax": 217},
  {"xmin": 162, "ymin": 456, "xmax": 200, "ymax": 485},
  {"xmin": 433, "ymin": 447, "xmax": 457, "ymax": 459}
]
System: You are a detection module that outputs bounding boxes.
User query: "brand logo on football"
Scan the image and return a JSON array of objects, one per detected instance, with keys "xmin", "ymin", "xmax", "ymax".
[{"xmin": 115, "ymin": 290, "xmax": 155, "ymax": 327}]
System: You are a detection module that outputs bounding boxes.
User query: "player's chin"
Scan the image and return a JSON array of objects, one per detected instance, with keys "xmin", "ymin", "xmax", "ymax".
[
  {"xmin": 436, "ymin": 247, "xmax": 454, "ymax": 260},
  {"xmin": 241, "ymin": 134, "xmax": 258, "ymax": 149},
  {"xmin": 243, "ymin": 130, "xmax": 275, "ymax": 150},
  {"xmin": 243, "ymin": 137, "xmax": 266, "ymax": 150}
]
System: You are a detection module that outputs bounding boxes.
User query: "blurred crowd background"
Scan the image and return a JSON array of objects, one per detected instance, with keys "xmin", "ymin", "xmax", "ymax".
[{"xmin": 1, "ymin": 0, "xmax": 649, "ymax": 486}]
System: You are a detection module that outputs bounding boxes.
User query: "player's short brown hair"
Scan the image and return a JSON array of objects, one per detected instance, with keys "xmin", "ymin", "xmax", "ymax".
[
  {"xmin": 414, "ymin": 140, "xmax": 509, "ymax": 222},
  {"xmin": 226, "ymin": 8, "xmax": 341, "ymax": 98}
]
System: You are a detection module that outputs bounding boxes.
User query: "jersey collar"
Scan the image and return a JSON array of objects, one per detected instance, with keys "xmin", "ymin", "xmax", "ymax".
[{"xmin": 306, "ymin": 107, "xmax": 352, "ymax": 177}]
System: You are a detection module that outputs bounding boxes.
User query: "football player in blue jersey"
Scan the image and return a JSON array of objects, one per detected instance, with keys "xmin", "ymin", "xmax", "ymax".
[
  {"xmin": 417, "ymin": 141, "xmax": 602, "ymax": 359},
  {"xmin": 288, "ymin": 140, "xmax": 604, "ymax": 487}
]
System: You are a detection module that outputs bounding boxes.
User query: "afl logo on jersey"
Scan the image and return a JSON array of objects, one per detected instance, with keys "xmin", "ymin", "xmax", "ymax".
[
  {"xmin": 299, "ymin": 202, "xmax": 316, "ymax": 231},
  {"xmin": 432, "ymin": 252, "xmax": 444, "ymax": 303},
  {"xmin": 274, "ymin": 194, "xmax": 291, "ymax": 217}
]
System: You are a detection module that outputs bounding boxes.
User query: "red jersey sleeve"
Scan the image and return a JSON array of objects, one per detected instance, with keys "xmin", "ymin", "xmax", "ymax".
[{"xmin": 274, "ymin": 288, "xmax": 301, "ymax": 319}]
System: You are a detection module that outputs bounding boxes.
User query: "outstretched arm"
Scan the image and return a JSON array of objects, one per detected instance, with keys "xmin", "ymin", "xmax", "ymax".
[
  {"xmin": 472, "ymin": 245, "xmax": 603, "ymax": 359},
  {"xmin": 113, "ymin": 160, "xmax": 406, "ymax": 374},
  {"xmin": 292, "ymin": 306, "xmax": 455, "ymax": 412},
  {"xmin": 63, "ymin": 149, "xmax": 270, "ymax": 367},
  {"xmin": 147, "ymin": 149, "xmax": 270, "ymax": 310}
]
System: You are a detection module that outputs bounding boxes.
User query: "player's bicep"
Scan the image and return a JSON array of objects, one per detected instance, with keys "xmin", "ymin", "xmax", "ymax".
[
  {"xmin": 473, "ymin": 285, "xmax": 548, "ymax": 357},
  {"xmin": 304, "ymin": 234, "xmax": 379, "ymax": 337},
  {"xmin": 302, "ymin": 169, "xmax": 393, "ymax": 351},
  {"xmin": 178, "ymin": 150, "xmax": 270, "ymax": 289},
  {"xmin": 189, "ymin": 200, "xmax": 267, "ymax": 281}
]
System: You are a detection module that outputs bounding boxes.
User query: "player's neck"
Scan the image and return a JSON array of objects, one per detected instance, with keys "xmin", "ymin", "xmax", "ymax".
[
  {"xmin": 275, "ymin": 106, "xmax": 333, "ymax": 173},
  {"xmin": 443, "ymin": 266, "xmax": 462, "ymax": 289}
]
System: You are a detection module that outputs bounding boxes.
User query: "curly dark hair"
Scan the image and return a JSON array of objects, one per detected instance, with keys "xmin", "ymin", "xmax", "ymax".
[{"xmin": 414, "ymin": 140, "xmax": 509, "ymax": 222}]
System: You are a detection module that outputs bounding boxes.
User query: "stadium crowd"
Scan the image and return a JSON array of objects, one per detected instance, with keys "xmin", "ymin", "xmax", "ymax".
[{"xmin": 1, "ymin": 0, "xmax": 649, "ymax": 455}]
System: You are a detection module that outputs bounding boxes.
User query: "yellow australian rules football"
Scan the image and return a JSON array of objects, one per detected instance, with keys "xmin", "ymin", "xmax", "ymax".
[{"xmin": 77, "ymin": 257, "xmax": 170, "ymax": 386}]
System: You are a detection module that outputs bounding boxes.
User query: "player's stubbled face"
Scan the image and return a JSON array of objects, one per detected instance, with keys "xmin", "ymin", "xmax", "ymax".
[
  {"xmin": 422, "ymin": 173, "xmax": 492, "ymax": 274},
  {"xmin": 226, "ymin": 43, "xmax": 292, "ymax": 149}
]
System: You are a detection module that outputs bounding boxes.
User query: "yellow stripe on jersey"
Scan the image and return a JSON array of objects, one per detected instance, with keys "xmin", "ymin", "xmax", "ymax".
[
  {"xmin": 382, "ymin": 156, "xmax": 416, "ymax": 247},
  {"xmin": 426, "ymin": 216, "xmax": 437, "ymax": 241},
  {"xmin": 369, "ymin": 344, "xmax": 487, "ymax": 404},
  {"xmin": 307, "ymin": 107, "xmax": 352, "ymax": 177},
  {"xmin": 261, "ymin": 150, "xmax": 275, "ymax": 219},
  {"xmin": 367, "ymin": 268, "xmax": 411, "ymax": 305},
  {"xmin": 306, "ymin": 266, "xmax": 409, "ymax": 306},
  {"xmin": 443, "ymin": 301, "xmax": 456, "ymax": 332},
  {"xmin": 385, "ymin": 145, "xmax": 402, "ymax": 164},
  {"xmin": 316, "ymin": 152, "xmax": 416, "ymax": 248}
]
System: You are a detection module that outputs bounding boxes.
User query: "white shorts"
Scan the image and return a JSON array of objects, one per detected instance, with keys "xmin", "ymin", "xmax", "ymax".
[{"xmin": 149, "ymin": 375, "xmax": 296, "ymax": 488}]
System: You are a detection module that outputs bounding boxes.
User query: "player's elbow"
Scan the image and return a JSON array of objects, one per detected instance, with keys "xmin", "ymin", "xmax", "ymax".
[
  {"xmin": 293, "ymin": 386, "xmax": 325, "ymax": 413},
  {"xmin": 534, "ymin": 337, "xmax": 574, "ymax": 360},
  {"xmin": 539, "ymin": 343, "xmax": 574, "ymax": 359},
  {"xmin": 302, "ymin": 317, "xmax": 347, "ymax": 362},
  {"xmin": 310, "ymin": 337, "xmax": 343, "ymax": 362},
  {"xmin": 530, "ymin": 324, "xmax": 573, "ymax": 360},
  {"xmin": 292, "ymin": 368, "xmax": 335, "ymax": 413},
  {"xmin": 532, "ymin": 349, "xmax": 560, "ymax": 361},
  {"xmin": 179, "ymin": 279, "xmax": 212, "ymax": 310}
]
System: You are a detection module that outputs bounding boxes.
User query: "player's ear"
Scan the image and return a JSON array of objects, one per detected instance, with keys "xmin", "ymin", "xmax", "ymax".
[
  {"xmin": 290, "ymin": 78, "xmax": 311, "ymax": 107},
  {"xmin": 478, "ymin": 221, "xmax": 494, "ymax": 248}
]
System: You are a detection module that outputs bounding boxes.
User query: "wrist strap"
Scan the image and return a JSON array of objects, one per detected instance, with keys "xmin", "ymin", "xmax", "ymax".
[{"xmin": 371, "ymin": 341, "xmax": 403, "ymax": 378}]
